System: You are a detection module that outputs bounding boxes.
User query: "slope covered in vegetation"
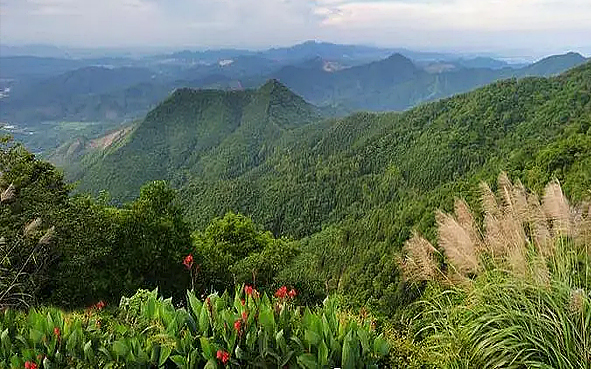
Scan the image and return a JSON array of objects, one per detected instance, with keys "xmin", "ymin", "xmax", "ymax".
[
  {"xmin": 2, "ymin": 62, "xmax": 590, "ymax": 368},
  {"xmin": 70, "ymin": 79, "xmax": 322, "ymax": 200}
]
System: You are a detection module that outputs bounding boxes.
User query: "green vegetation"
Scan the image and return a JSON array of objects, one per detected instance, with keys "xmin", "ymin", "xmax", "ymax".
[
  {"xmin": 2, "ymin": 62, "xmax": 590, "ymax": 367},
  {"xmin": 69, "ymin": 80, "xmax": 321, "ymax": 200},
  {"xmin": 1, "ymin": 288, "xmax": 389, "ymax": 368},
  {"xmin": 401, "ymin": 176, "xmax": 590, "ymax": 368}
]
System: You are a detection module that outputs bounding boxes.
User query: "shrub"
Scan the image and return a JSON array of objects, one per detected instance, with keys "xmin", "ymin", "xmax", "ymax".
[{"xmin": 1, "ymin": 286, "xmax": 389, "ymax": 368}]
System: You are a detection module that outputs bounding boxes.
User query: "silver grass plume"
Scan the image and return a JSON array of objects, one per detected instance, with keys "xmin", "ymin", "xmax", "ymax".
[
  {"xmin": 0, "ymin": 183, "xmax": 15, "ymax": 203},
  {"xmin": 24, "ymin": 218, "xmax": 42, "ymax": 237},
  {"xmin": 38, "ymin": 226, "xmax": 55, "ymax": 246}
]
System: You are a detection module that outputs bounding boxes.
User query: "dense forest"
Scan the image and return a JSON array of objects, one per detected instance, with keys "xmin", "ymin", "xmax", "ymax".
[{"xmin": 1, "ymin": 62, "xmax": 590, "ymax": 367}]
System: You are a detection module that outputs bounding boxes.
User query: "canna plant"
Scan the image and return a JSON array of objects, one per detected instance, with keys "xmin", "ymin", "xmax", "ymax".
[{"xmin": 1, "ymin": 285, "xmax": 389, "ymax": 368}]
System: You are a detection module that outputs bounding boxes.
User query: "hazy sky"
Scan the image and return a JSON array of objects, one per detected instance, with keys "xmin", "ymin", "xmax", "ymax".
[{"xmin": 1, "ymin": 0, "xmax": 590, "ymax": 56}]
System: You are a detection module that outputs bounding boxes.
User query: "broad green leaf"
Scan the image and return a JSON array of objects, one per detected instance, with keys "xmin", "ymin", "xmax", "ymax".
[
  {"xmin": 373, "ymin": 336, "xmax": 389, "ymax": 358},
  {"xmin": 297, "ymin": 353, "xmax": 319, "ymax": 369}
]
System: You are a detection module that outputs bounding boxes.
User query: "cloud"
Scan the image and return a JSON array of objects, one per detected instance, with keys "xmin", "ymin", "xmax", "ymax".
[{"xmin": 0, "ymin": 0, "xmax": 589, "ymax": 55}]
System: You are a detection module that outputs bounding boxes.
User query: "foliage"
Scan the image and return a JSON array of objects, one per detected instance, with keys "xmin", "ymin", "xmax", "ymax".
[
  {"xmin": 1, "ymin": 138, "xmax": 192, "ymax": 308},
  {"xmin": 193, "ymin": 212, "xmax": 299, "ymax": 294},
  {"xmin": 404, "ymin": 176, "xmax": 591, "ymax": 368},
  {"xmin": 0, "ymin": 287, "xmax": 389, "ymax": 368}
]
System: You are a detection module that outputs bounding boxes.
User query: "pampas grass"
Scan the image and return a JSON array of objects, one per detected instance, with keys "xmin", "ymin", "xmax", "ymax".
[{"xmin": 402, "ymin": 174, "xmax": 591, "ymax": 368}]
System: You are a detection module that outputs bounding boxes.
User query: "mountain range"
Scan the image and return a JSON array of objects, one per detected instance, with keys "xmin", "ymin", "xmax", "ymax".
[{"xmin": 1, "ymin": 46, "xmax": 587, "ymax": 126}]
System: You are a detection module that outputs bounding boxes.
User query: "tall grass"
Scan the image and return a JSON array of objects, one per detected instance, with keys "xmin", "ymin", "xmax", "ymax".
[{"xmin": 400, "ymin": 174, "xmax": 591, "ymax": 368}]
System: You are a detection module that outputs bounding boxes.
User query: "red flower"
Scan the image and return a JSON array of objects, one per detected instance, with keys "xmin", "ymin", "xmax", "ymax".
[
  {"xmin": 216, "ymin": 350, "xmax": 230, "ymax": 364},
  {"xmin": 242, "ymin": 311, "xmax": 248, "ymax": 321},
  {"xmin": 288, "ymin": 288, "xmax": 297, "ymax": 298},
  {"xmin": 53, "ymin": 327, "xmax": 60, "ymax": 337},
  {"xmin": 183, "ymin": 254, "xmax": 194, "ymax": 269},
  {"xmin": 95, "ymin": 300, "xmax": 106, "ymax": 310},
  {"xmin": 241, "ymin": 298, "xmax": 245, "ymax": 306},
  {"xmin": 25, "ymin": 362, "xmax": 38, "ymax": 369},
  {"xmin": 234, "ymin": 319, "xmax": 241, "ymax": 331},
  {"xmin": 244, "ymin": 285, "xmax": 253, "ymax": 296},
  {"xmin": 275, "ymin": 286, "xmax": 288, "ymax": 299}
]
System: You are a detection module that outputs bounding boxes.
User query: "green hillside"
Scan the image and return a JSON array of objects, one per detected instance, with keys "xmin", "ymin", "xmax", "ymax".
[
  {"xmin": 70, "ymin": 79, "xmax": 322, "ymax": 200},
  {"xmin": 61, "ymin": 62, "xmax": 591, "ymax": 314},
  {"xmin": 3, "ymin": 61, "xmax": 591, "ymax": 368}
]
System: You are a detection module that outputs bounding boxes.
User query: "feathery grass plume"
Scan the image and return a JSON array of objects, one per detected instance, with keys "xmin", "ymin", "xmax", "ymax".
[
  {"xmin": 529, "ymin": 255, "xmax": 550, "ymax": 286},
  {"xmin": 400, "ymin": 232, "xmax": 441, "ymax": 283},
  {"xmin": 543, "ymin": 180, "xmax": 572, "ymax": 236},
  {"xmin": 24, "ymin": 218, "xmax": 42, "ymax": 237},
  {"xmin": 436, "ymin": 211, "xmax": 479, "ymax": 277},
  {"xmin": 0, "ymin": 183, "xmax": 15, "ymax": 203},
  {"xmin": 569, "ymin": 288, "xmax": 586, "ymax": 314},
  {"xmin": 527, "ymin": 194, "xmax": 553, "ymax": 256},
  {"xmin": 454, "ymin": 198, "xmax": 482, "ymax": 252},
  {"xmin": 38, "ymin": 226, "xmax": 55, "ymax": 246},
  {"xmin": 480, "ymin": 182, "xmax": 505, "ymax": 258}
]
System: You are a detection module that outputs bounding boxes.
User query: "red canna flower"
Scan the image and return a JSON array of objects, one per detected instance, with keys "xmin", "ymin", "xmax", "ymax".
[
  {"xmin": 244, "ymin": 285, "xmax": 253, "ymax": 296},
  {"xmin": 183, "ymin": 254, "xmax": 194, "ymax": 269},
  {"xmin": 275, "ymin": 286, "xmax": 288, "ymax": 299},
  {"xmin": 95, "ymin": 300, "xmax": 106, "ymax": 310},
  {"xmin": 24, "ymin": 362, "xmax": 38, "ymax": 369},
  {"xmin": 53, "ymin": 327, "xmax": 60, "ymax": 337},
  {"xmin": 216, "ymin": 350, "xmax": 230, "ymax": 364},
  {"xmin": 242, "ymin": 311, "xmax": 248, "ymax": 321},
  {"xmin": 234, "ymin": 319, "xmax": 241, "ymax": 331},
  {"xmin": 288, "ymin": 288, "xmax": 297, "ymax": 298}
]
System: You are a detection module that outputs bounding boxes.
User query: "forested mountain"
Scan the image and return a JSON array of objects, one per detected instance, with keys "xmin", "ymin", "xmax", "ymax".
[
  {"xmin": 271, "ymin": 52, "xmax": 589, "ymax": 111},
  {"xmin": 62, "ymin": 62, "xmax": 591, "ymax": 312},
  {"xmin": 66, "ymin": 79, "xmax": 322, "ymax": 200},
  {"xmin": 3, "ymin": 56, "xmax": 591, "ymax": 368}
]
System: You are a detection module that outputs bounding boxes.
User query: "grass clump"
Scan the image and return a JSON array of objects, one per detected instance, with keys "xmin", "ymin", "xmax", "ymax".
[{"xmin": 400, "ymin": 174, "xmax": 591, "ymax": 368}]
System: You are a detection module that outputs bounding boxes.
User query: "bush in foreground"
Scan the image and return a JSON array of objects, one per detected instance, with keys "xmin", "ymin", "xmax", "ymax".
[{"xmin": 1, "ymin": 286, "xmax": 389, "ymax": 368}]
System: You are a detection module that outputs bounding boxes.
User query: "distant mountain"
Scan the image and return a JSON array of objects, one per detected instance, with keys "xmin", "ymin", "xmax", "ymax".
[
  {"xmin": 453, "ymin": 57, "xmax": 512, "ymax": 70},
  {"xmin": 519, "ymin": 52, "xmax": 588, "ymax": 76},
  {"xmin": 2, "ymin": 46, "xmax": 587, "ymax": 125},
  {"xmin": 0, "ymin": 56, "xmax": 87, "ymax": 80},
  {"xmin": 0, "ymin": 66, "xmax": 161, "ymax": 123},
  {"xmin": 65, "ymin": 80, "xmax": 322, "ymax": 200},
  {"xmin": 269, "ymin": 51, "xmax": 589, "ymax": 112}
]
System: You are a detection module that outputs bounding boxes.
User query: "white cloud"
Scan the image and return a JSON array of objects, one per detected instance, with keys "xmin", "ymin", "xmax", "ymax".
[{"xmin": 0, "ymin": 0, "xmax": 589, "ymax": 54}]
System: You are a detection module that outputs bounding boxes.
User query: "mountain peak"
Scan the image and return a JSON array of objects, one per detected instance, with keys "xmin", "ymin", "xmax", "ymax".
[{"xmin": 258, "ymin": 78, "xmax": 293, "ymax": 96}]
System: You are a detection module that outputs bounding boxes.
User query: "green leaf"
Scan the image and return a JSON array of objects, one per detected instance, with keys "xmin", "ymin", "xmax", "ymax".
[
  {"xmin": 200, "ymin": 337, "xmax": 213, "ymax": 359},
  {"xmin": 159, "ymin": 345, "xmax": 172, "ymax": 367},
  {"xmin": 199, "ymin": 304, "xmax": 210, "ymax": 334},
  {"xmin": 113, "ymin": 340, "xmax": 129, "ymax": 358},
  {"xmin": 305, "ymin": 329, "xmax": 321, "ymax": 348},
  {"xmin": 342, "ymin": 331, "xmax": 356, "ymax": 369},
  {"xmin": 259, "ymin": 308, "xmax": 275, "ymax": 332},
  {"xmin": 297, "ymin": 353, "xmax": 319, "ymax": 369},
  {"xmin": 318, "ymin": 340, "xmax": 329, "ymax": 366},
  {"xmin": 204, "ymin": 358, "xmax": 218, "ymax": 369},
  {"xmin": 373, "ymin": 336, "xmax": 389, "ymax": 358},
  {"xmin": 170, "ymin": 355, "xmax": 186, "ymax": 368}
]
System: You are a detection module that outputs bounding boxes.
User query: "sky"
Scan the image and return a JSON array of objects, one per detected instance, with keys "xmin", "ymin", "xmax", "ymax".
[{"xmin": 1, "ymin": 0, "xmax": 590, "ymax": 57}]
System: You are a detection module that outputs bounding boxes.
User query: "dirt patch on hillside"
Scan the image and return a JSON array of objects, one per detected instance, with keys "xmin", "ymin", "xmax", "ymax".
[{"xmin": 90, "ymin": 125, "xmax": 133, "ymax": 149}]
